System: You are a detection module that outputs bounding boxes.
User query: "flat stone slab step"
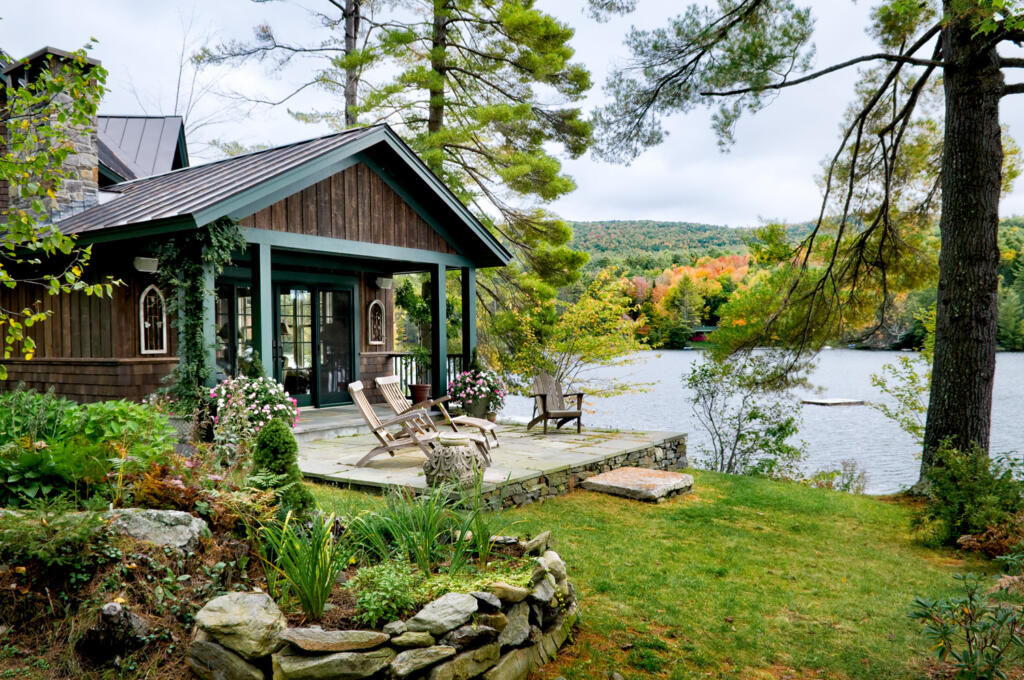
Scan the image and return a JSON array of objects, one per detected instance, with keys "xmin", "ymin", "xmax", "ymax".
[{"xmin": 581, "ymin": 466, "xmax": 693, "ymax": 502}]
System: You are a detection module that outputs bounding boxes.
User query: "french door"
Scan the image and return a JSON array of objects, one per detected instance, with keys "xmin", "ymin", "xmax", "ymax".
[{"xmin": 274, "ymin": 283, "xmax": 356, "ymax": 407}]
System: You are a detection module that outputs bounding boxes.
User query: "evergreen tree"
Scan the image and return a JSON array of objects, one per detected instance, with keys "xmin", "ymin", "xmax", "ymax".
[{"xmin": 588, "ymin": 0, "xmax": 1024, "ymax": 480}]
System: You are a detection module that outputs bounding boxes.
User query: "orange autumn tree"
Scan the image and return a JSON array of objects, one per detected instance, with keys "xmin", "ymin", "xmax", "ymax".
[{"xmin": 635, "ymin": 254, "xmax": 752, "ymax": 348}]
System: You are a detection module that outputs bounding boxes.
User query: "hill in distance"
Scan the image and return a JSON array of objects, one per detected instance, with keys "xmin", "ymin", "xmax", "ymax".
[{"xmin": 568, "ymin": 220, "xmax": 814, "ymax": 259}]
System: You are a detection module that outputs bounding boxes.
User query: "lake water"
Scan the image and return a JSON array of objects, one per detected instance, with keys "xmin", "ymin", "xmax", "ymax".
[{"xmin": 501, "ymin": 349, "xmax": 1024, "ymax": 494}]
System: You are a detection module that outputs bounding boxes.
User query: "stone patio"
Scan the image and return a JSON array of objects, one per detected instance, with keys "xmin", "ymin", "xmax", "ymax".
[{"xmin": 299, "ymin": 421, "xmax": 688, "ymax": 507}]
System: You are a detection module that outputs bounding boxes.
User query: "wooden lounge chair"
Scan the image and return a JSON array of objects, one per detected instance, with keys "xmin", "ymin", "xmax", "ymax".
[
  {"xmin": 528, "ymin": 372, "xmax": 584, "ymax": 434},
  {"xmin": 375, "ymin": 375, "xmax": 500, "ymax": 452},
  {"xmin": 347, "ymin": 380, "xmax": 440, "ymax": 467}
]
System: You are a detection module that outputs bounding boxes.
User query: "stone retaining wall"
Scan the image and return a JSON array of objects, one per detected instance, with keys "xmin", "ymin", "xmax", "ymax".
[
  {"xmin": 485, "ymin": 434, "xmax": 688, "ymax": 508},
  {"xmin": 188, "ymin": 534, "xmax": 578, "ymax": 680}
]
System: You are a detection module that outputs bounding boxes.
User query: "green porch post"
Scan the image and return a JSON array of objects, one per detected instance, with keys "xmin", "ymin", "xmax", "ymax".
[
  {"xmin": 430, "ymin": 263, "xmax": 448, "ymax": 397},
  {"xmin": 461, "ymin": 266, "xmax": 476, "ymax": 370},
  {"xmin": 250, "ymin": 243, "xmax": 274, "ymax": 373},
  {"xmin": 202, "ymin": 259, "xmax": 218, "ymax": 387}
]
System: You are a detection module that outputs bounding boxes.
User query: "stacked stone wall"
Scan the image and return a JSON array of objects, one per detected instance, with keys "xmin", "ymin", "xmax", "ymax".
[{"xmin": 189, "ymin": 534, "xmax": 579, "ymax": 680}]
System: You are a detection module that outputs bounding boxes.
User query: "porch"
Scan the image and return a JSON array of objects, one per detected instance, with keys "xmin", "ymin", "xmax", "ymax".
[{"xmin": 295, "ymin": 412, "xmax": 688, "ymax": 507}]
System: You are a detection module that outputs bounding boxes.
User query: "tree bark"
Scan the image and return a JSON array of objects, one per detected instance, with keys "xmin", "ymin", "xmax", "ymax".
[
  {"xmin": 343, "ymin": 0, "xmax": 361, "ymax": 126},
  {"xmin": 428, "ymin": 0, "xmax": 448, "ymax": 144},
  {"xmin": 920, "ymin": 8, "xmax": 1004, "ymax": 478}
]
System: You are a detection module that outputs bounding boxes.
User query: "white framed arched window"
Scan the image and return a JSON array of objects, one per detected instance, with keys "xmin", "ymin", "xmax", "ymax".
[
  {"xmin": 367, "ymin": 299, "xmax": 385, "ymax": 346},
  {"xmin": 139, "ymin": 284, "xmax": 168, "ymax": 354}
]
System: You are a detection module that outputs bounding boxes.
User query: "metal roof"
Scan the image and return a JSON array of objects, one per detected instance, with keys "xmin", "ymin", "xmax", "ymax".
[
  {"xmin": 55, "ymin": 124, "xmax": 512, "ymax": 267},
  {"xmin": 97, "ymin": 115, "xmax": 188, "ymax": 180}
]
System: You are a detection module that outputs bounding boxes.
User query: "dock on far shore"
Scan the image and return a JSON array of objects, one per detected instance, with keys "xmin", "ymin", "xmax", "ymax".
[{"xmin": 801, "ymin": 398, "xmax": 866, "ymax": 406}]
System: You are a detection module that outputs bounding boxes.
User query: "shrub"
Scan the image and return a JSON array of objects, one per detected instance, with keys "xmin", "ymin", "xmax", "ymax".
[
  {"xmin": 918, "ymin": 441, "xmax": 1024, "ymax": 546},
  {"xmin": 0, "ymin": 385, "xmax": 79, "ymax": 445},
  {"xmin": 256, "ymin": 512, "xmax": 350, "ymax": 620},
  {"xmin": 247, "ymin": 419, "xmax": 314, "ymax": 514},
  {"xmin": 346, "ymin": 559, "xmax": 419, "ymax": 627},
  {"xmin": 685, "ymin": 354, "xmax": 806, "ymax": 477},
  {"xmin": 211, "ymin": 376, "xmax": 298, "ymax": 464},
  {"xmin": 77, "ymin": 399, "xmax": 177, "ymax": 464},
  {"xmin": 0, "ymin": 437, "xmax": 116, "ymax": 507},
  {"xmin": 0, "ymin": 497, "xmax": 113, "ymax": 590},
  {"xmin": 805, "ymin": 459, "xmax": 868, "ymax": 494},
  {"xmin": 912, "ymin": 572, "xmax": 1024, "ymax": 680}
]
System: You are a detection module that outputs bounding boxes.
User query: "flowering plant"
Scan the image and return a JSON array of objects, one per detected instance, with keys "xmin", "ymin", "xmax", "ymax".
[
  {"xmin": 447, "ymin": 369, "xmax": 506, "ymax": 413},
  {"xmin": 210, "ymin": 376, "xmax": 299, "ymax": 465}
]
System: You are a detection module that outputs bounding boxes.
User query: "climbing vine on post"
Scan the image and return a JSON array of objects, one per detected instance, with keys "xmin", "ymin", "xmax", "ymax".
[{"xmin": 155, "ymin": 218, "xmax": 245, "ymax": 409}]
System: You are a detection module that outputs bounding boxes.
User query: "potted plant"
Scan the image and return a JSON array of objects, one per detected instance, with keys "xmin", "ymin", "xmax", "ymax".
[
  {"xmin": 408, "ymin": 344, "xmax": 433, "ymax": 404},
  {"xmin": 448, "ymin": 369, "xmax": 506, "ymax": 419}
]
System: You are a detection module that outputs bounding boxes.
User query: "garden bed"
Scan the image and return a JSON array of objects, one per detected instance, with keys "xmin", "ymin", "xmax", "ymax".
[{"xmin": 188, "ymin": 532, "xmax": 578, "ymax": 680}]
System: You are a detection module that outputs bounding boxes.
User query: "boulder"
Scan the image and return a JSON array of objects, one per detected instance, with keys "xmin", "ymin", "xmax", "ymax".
[
  {"xmin": 187, "ymin": 636, "xmax": 263, "ymax": 680},
  {"xmin": 195, "ymin": 592, "xmax": 285, "ymax": 660},
  {"xmin": 477, "ymin": 612, "xmax": 508, "ymax": 632},
  {"xmin": 392, "ymin": 631, "xmax": 436, "ymax": 648},
  {"xmin": 471, "ymin": 591, "xmax": 503, "ymax": 612},
  {"xmin": 407, "ymin": 593, "xmax": 478, "ymax": 636},
  {"xmin": 390, "ymin": 645, "xmax": 457, "ymax": 678},
  {"xmin": 529, "ymin": 575, "xmax": 555, "ymax": 604},
  {"xmin": 273, "ymin": 647, "xmax": 395, "ymax": 680},
  {"xmin": 383, "ymin": 620, "xmax": 408, "ymax": 636},
  {"xmin": 497, "ymin": 603, "xmax": 529, "ymax": 648},
  {"xmin": 428, "ymin": 642, "xmax": 501, "ymax": 680},
  {"xmin": 521, "ymin": 531, "xmax": 549, "ymax": 556},
  {"xmin": 75, "ymin": 601, "xmax": 150, "ymax": 665},
  {"xmin": 539, "ymin": 551, "xmax": 567, "ymax": 583},
  {"xmin": 104, "ymin": 508, "xmax": 208, "ymax": 552},
  {"xmin": 441, "ymin": 624, "xmax": 499, "ymax": 651},
  {"xmin": 485, "ymin": 582, "xmax": 529, "ymax": 604},
  {"xmin": 279, "ymin": 628, "xmax": 389, "ymax": 653}
]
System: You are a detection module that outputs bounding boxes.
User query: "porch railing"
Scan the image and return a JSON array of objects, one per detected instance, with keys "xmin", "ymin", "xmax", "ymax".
[{"xmin": 392, "ymin": 353, "xmax": 464, "ymax": 393}]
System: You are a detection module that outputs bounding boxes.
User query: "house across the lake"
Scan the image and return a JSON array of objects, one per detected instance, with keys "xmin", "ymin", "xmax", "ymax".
[{"xmin": 0, "ymin": 47, "xmax": 510, "ymax": 406}]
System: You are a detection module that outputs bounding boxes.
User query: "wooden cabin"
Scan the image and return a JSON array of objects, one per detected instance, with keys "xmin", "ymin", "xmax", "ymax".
[{"xmin": 0, "ymin": 48, "xmax": 510, "ymax": 406}]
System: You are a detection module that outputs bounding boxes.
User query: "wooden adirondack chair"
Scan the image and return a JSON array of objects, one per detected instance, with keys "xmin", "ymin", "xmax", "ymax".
[
  {"xmin": 347, "ymin": 380, "xmax": 440, "ymax": 467},
  {"xmin": 528, "ymin": 372, "xmax": 584, "ymax": 434},
  {"xmin": 375, "ymin": 375, "xmax": 501, "ymax": 452}
]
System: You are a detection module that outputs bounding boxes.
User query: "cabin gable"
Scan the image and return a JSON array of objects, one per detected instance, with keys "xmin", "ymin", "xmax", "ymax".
[{"xmin": 237, "ymin": 162, "xmax": 457, "ymax": 256}]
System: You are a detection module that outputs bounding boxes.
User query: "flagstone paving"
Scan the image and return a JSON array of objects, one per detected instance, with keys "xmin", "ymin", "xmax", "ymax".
[{"xmin": 298, "ymin": 423, "xmax": 685, "ymax": 494}]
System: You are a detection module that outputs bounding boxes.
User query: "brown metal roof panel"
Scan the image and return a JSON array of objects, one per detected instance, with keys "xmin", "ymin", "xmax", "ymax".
[{"xmin": 58, "ymin": 127, "xmax": 377, "ymax": 234}]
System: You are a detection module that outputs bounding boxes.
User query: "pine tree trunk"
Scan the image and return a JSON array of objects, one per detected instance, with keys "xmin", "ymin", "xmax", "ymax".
[
  {"xmin": 920, "ymin": 11, "xmax": 1004, "ymax": 479},
  {"xmin": 428, "ymin": 0, "xmax": 448, "ymax": 142},
  {"xmin": 344, "ymin": 0, "xmax": 360, "ymax": 126}
]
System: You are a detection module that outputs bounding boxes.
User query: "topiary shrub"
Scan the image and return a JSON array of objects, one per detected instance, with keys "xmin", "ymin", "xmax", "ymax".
[{"xmin": 247, "ymin": 419, "xmax": 314, "ymax": 514}]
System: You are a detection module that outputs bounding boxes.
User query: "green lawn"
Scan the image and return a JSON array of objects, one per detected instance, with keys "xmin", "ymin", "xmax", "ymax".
[{"xmin": 311, "ymin": 471, "xmax": 993, "ymax": 680}]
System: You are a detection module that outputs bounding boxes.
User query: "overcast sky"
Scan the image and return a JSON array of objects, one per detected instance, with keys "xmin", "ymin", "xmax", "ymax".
[{"xmin": 5, "ymin": 1, "xmax": 1024, "ymax": 227}]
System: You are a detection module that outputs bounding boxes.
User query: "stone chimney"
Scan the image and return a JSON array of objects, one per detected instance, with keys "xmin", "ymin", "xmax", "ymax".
[{"xmin": 2, "ymin": 47, "xmax": 102, "ymax": 219}]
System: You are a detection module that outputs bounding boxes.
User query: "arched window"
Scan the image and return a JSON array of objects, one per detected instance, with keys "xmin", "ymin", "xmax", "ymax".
[
  {"xmin": 139, "ymin": 284, "xmax": 168, "ymax": 354},
  {"xmin": 367, "ymin": 299, "xmax": 385, "ymax": 346}
]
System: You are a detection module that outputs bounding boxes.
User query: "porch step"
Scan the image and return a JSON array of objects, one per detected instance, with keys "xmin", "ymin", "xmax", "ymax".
[{"xmin": 292, "ymin": 404, "xmax": 391, "ymax": 443}]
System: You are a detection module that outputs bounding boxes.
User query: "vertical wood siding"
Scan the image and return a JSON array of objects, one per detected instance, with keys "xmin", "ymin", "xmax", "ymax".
[{"xmin": 238, "ymin": 162, "xmax": 457, "ymax": 255}]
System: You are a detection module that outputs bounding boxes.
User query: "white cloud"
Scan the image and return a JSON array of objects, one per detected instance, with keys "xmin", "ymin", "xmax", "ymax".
[{"xmin": 5, "ymin": 0, "xmax": 1024, "ymax": 224}]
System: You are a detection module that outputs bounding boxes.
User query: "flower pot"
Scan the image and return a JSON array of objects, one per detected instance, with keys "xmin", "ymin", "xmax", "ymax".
[
  {"xmin": 410, "ymin": 383, "xmax": 432, "ymax": 405},
  {"xmin": 486, "ymin": 412, "xmax": 497, "ymax": 423},
  {"xmin": 465, "ymin": 397, "xmax": 490, "ymax": 419}
]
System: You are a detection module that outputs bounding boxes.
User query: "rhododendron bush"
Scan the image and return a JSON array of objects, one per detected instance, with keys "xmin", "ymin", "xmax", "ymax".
[{"xmin": 210, "ymin": 376, "xmax": 298, "ymax": 464}]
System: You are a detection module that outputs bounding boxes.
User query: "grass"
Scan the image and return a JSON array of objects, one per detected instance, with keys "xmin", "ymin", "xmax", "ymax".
[{"xmin": 311, "ymin": 471, "xmax": 995, "ymax": 680}]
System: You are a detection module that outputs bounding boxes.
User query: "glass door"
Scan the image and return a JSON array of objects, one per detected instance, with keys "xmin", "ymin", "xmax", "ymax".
[
  {"xmin": 275, "ymin": 286, "xmax": 314, "ymax": 407},
  {"xmin": 274, "ymin": 282, "xmax": 356, "ymax": 407},
  {"xmin": 318, "ymin": 289, "xmax": 354, "ymax": 405}
]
